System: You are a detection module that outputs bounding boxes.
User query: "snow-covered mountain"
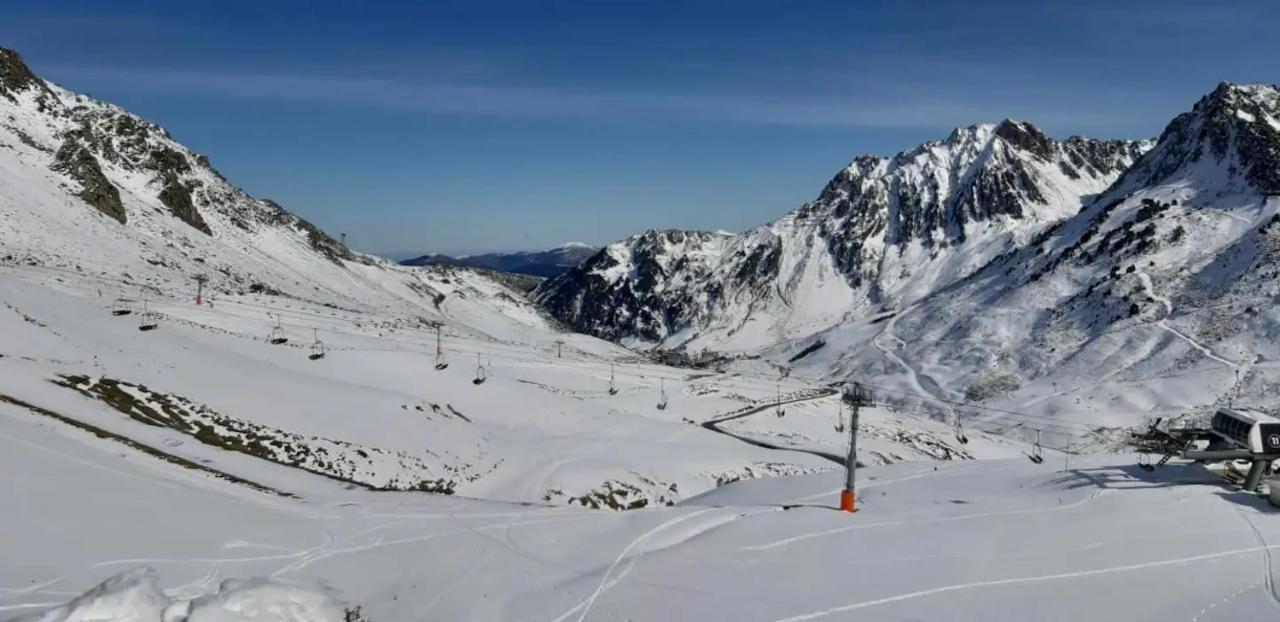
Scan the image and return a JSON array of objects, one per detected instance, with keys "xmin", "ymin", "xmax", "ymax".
[
  {"xmin": 536, "ymin": 83, "xmax": 1280, "ymax": 442},
  {"xmin": 5, "ymin": 45, "xmax": 1010, "ymax": 518},
  {"xmin": 831, "ymin": 82, "xmax": 1280, "ymax": 426},
  {"xmin": 0, "ymin": 47, "xmax": 570, "ymax": 343},
  {"xmin": 6, "ymin": 43, "xmax": 1280, "ymax": 622},
  {"xmin": 536, "ymin": 120, "xmax": 1150, "ymax": 351},
  {"xmin": 401, "ymin": 242, "xmax": 598, "ymax": 278}
]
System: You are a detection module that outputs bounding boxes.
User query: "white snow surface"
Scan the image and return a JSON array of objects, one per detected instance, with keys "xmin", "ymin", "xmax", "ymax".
[
  {"xmin": 4, "ymin": 403, "xmax": 1279, "ymax": 620},
  {"xmin": 14, "ymin": 567, "xmax": 343, "ymax": 622}
]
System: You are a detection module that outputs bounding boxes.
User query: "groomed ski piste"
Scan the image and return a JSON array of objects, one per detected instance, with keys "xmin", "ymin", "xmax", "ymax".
[{"xmin": 2, "ymin": 267, "xmax": 1279, "ymax": 621}]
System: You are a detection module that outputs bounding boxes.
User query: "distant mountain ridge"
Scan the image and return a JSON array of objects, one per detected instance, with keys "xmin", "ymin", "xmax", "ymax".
[
  {"xmin": 401, "ymin": 243, "xmax": 598, "ymax": 278},
  {"xmin": 535, "ymin": 118, "xmax": 1150, "ymax": 348},
  {"xmin": 536, "ymin": 81, "xmax": 1280, "ymax": 427}
]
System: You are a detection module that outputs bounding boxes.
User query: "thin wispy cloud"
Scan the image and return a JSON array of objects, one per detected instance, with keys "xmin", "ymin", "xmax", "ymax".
[{"xmin": 42, "ymin": 64, "xmax": 1083, "ymax": 130}]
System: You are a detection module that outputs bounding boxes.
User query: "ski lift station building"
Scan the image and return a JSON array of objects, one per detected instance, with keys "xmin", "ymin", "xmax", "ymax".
[{"xmin": 1210, "ymin": 408, "xmax": 1280, "ymax": 455}]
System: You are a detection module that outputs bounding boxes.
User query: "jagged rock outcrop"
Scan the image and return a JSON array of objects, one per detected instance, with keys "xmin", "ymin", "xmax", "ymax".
[
  {"xmin": 156, "ymin": 172, "xmax": 210, "ymax": 235},
  {"xmin": 1113, "ymin": 82, "xmax": 1280, "ymax": 196},
  {"xmin": 0, "ymin": 45, "xmax": 383, "ymax": 296},
  {"xmin": 49, "ymin": 139, "xmax": 127, "ymax": 224},
  {"xmin": 0, "ymin": 47, "xmax": 53, "ymax": 105}
]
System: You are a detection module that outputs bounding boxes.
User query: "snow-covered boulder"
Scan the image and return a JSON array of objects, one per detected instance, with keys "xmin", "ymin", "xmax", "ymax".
[{"xmin": 17, "ymin": 568, "xmax": 350, "ymax": 622}]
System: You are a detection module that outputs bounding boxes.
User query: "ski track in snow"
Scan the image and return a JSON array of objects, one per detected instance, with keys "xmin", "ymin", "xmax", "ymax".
[
  {"xmin": 551, "ymin": 508, "xmax": 722, "ymax": 622},
  {"xmin": 1190, "ymin": 579, "xmax": 1264, "ymax": 622},
  {"xmin": 773, "ymin": 543, "xmax": 1280, "ymax": 621},
  {"xmin": 1234, "ymin": 505, "xmax": 1280, "ymax": 608}
]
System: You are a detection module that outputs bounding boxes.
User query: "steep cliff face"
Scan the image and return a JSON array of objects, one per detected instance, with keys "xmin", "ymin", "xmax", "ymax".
[
  {"xmin": 49, "ymin": 139, "xmax": 126, "ymax": 224},
  {"xmin": 537, "ymin": 120, "xmax": 1149, "ymax": 350}
]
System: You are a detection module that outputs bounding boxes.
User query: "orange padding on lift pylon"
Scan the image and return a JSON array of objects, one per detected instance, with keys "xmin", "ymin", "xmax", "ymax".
[{"xmin": 840, "ymin": 489, "xmax": 856, "ymax": 513}]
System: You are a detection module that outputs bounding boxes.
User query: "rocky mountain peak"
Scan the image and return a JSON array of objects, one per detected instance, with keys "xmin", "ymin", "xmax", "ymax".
[
  {"xmin": 1118, "ymin": 82, "xmax": 1280, "ymax": 195},
  {"xmin": 994, "ymin": 119, "xmax": 1055, "ymax": 159},
  {"xmin": 0, "ymin": 47, "xmax": 50, "ymax": 103}
]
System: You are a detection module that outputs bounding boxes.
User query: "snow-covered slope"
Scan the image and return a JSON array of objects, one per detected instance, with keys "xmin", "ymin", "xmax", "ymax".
[
  {"xmin": 536, "ymin": 83, "xmax": 1280, "ymax": 450},
  {"xmin": 4, "ymin": 47, "xmax": 1278, "ymax": 622},
  {"xmin": 5, "ymin": 397, "xmax": 1277, "ymax": 621},
  {"xmin": 783, "ymin": 83, "xmax": 1280, "ymax": 446},
  {"xmin": 1, "ymin": 46, "xmax": 1005, "ymax": 513},
  {"xmin": 536, "ymin": 121, "xmax": 1149, "ymax": 351},
  {"xmin": 0, "ymin": 47, "xmax": 559, "ymax": 345}
]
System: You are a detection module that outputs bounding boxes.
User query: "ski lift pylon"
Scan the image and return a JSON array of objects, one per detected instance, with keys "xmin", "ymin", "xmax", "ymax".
[{"xmin": 434, "ymin": 325, "xmax": 448, "ymax": 370}]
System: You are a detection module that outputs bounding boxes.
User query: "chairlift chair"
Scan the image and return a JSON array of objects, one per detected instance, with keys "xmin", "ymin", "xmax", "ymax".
[
  {"xmin": 137, "ymin": 299, "xmax": 158, "ymax": 331},
  {"xmin": 955, "ymin": 415, "xmax": 969, "ymax": 445},
  {"xmin": 473, "ymin": 353, "xmax": 487, "ymax": 385},
  {"xmin": 434, "ymin": 352, "xmax": 449, "ymax": 371},
  {"xmin": 656, "ymin": 378, "xmax": 668, "ymax": 411},
  {"xmin": 608, "ymin": 364, "xmax": 619, "ymax": 396},
  {"xmin": 834, "ymin": 399, "xmax": 845, "ymax": 433},
  {"xmin": 774, "ymin": 381, "xmax": 785, "ymax": 418},
  {"xmin": 1028, "ymin": 429, "xmax": 1045, "ymax": 464},
  {"xmin": 111, "ymin": 297, "xmax": 133, "ymax": 317},
  {"xmin": 268, "ymin": 313, "xmax": 288, "ymax": 345},
  {"xmin": 309, "ymin": 328, "xmax": 325, "ymax": 360}
]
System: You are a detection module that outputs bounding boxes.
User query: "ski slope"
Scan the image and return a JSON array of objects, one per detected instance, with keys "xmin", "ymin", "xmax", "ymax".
[{"xmin": 4, "ymin": 393, "xmax": 1278, "ymax": 621}]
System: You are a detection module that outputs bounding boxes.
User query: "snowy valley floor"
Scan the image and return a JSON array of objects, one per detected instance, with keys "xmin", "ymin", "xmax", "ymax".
[{"xmin": 2, "ymin": 269, "xmax": 1279, "ymax": 620}]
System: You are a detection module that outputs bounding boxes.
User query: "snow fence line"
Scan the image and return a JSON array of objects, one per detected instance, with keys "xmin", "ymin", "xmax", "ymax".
[{"xmin": 15, "ymin": 566, "xmax": 365, "ymax": 622}]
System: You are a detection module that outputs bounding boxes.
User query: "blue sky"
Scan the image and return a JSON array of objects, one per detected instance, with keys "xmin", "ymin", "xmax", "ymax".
[{"xmin": 4, "ymin": 1, "xmax": 1277, "ymax": 257}]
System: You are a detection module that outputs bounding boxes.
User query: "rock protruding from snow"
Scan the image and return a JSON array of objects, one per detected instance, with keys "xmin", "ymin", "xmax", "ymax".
[
  {"xmin": 0, "ymin": 47, "xmax": 53, "ymax": 105},
  {"xmin": 50, "ymin": 138, "xmax": 127, "ymax": 224}
]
